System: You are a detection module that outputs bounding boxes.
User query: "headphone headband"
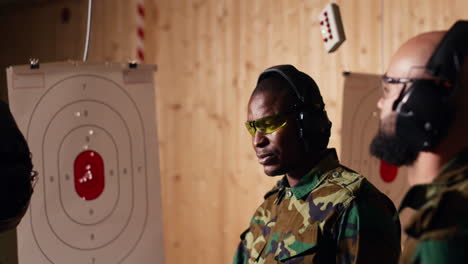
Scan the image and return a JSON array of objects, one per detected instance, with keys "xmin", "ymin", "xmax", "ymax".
[
  {"xmin": 426, "ymin": 20, "xmax": 468, "ymax": 81},
  {"xmin": 257, "ymin": 65, "xmax": 325, "ymax": 108},
  {"xmin": 259, "ymin": 68, "xmax": 304, "ymax": 102}
]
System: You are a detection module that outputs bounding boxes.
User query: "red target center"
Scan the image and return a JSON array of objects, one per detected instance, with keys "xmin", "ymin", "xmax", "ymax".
[
  {"xmin": 74, "ymin": 150, "xmax": 105, "ymax": 200},
  {"xmin": 379, "ymin": 160, "xmax": 398, "ymax": 183}
]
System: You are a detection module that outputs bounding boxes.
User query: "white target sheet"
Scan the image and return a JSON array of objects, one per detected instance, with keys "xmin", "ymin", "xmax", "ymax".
[
  {"xmin": 340, "ymin": 73, "xmax": 410, "ymax": 244},
  {"xmin": 7, "ymin": 62, "xmax": 165, "ymax": 264}
]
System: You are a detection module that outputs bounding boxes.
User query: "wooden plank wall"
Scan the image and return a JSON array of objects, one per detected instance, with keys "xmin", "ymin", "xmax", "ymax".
[
  {"xmin": 0, "ymin": 0, "xmax": 136, "ymax": 100},
  {"xmin": 1, "ymin": 0, "xmax": 467, "ymax": 263},
  {"xmin": 0, "ymin": 0, "xmax": 81, "ymax": 100}
]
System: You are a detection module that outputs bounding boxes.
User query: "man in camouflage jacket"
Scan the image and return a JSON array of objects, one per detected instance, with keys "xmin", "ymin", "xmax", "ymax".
[
  {"xmin": 234, "ymin": 65, "xmax": 401, "ymax": 263},
  {"xmin": 370, "ymin": 21, "xmax": 468, "ymax": 263}
]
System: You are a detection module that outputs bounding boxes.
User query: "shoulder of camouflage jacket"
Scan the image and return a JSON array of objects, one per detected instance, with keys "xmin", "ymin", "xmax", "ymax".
[
  {"xmin": 262, "ymin": 165, "xmax": 372, "ymax": 208},
  {"xmin": 310, "ymin": 165, "xmax": 370, "ymax": 209},
  {"xmin": 406, "ymin": 177, "xmax": 468, "ymax": 240}
]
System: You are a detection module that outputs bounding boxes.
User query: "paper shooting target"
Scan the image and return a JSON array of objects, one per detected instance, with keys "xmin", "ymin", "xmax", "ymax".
[
  {"xmin": 340, "ymin": 73, "xmax": 410, "ymax": 209},
  {"xmin": 6, "ymin": 62, "xmax": 165, "ymax": 264}
]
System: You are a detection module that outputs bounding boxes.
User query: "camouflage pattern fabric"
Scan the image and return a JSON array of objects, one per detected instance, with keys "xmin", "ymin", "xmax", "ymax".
[
  {"xmin": 399, "ymin": 148, "xmax": 468, "ymax": 264},
  {"xmin": 234, "ymin": 149, "xmax": 401, "ymax": 264}
]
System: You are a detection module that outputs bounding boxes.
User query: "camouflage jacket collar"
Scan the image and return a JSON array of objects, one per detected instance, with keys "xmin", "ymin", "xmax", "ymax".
[
  {"xmin": 264, "ymin": 148, "xmax": 340, "ymax": 200},
  {"xmin": 399, "ymin": 147, "xmax": 468, "ymax": 238}
]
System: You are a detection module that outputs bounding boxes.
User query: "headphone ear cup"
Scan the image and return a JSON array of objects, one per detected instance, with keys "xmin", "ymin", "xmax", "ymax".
[
  {"xmin": 297, "ymin": 112, "xmax": 305, "ymax": 140},
  {"xmin": 395, "ymin": 80, "xmax": 453, "ymax": 150},
  {"xmin": 296, "ymin": 110, "xmax": 331, "ymax": 152}
]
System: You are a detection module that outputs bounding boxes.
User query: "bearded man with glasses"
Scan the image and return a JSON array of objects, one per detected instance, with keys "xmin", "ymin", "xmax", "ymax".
[
  {"xmin": 370, "ymin": 21, "xmax": 468, "ymax": 263},
  {"xmin": 233, "ymin": 65, "xmax": 401, "ymax": 264}
]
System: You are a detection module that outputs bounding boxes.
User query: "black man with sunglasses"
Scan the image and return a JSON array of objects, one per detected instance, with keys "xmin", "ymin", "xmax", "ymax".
[{"xmin": 234, "ymin": 65, "xmax": 401, "ymax": 264}]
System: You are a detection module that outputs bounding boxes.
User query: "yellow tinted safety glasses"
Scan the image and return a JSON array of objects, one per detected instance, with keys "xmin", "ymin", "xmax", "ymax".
[{"xmin": 245, "ymin": 113, "xmax": 289, "ymax": 136}]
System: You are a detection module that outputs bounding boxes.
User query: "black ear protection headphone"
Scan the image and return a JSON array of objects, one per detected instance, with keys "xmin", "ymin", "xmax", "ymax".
[
  {"xmin": 393, "ymin": 20, "xmax": 468, "ymax": 151},
  {"xmin": 257, "ymin": 65, "xmax": 332, "ymax": 153}
]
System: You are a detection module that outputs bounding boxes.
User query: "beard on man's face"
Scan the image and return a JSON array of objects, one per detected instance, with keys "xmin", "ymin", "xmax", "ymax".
[{"xmin": 370, "ymin": 130, "xmax": 419, "ymax": 167}]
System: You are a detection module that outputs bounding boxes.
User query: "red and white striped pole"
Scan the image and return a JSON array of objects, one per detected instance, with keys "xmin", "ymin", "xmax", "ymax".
[{"xmin": 136, "ymin": 0, "xmax": 145, "ymax": 63}]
